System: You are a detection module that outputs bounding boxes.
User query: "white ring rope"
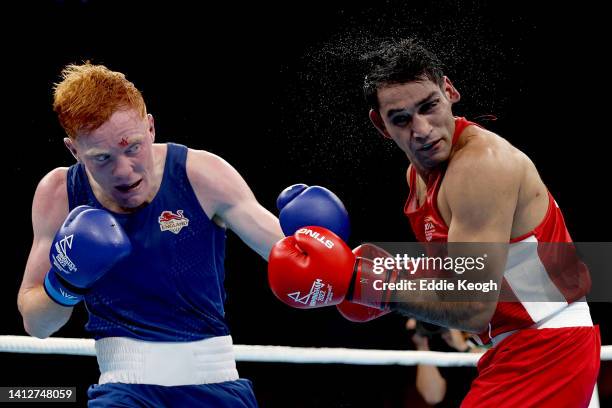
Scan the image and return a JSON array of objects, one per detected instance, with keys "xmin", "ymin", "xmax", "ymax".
[{"xmin": 1, "ymin": 336, "xmax": 611, "ymax": 366}]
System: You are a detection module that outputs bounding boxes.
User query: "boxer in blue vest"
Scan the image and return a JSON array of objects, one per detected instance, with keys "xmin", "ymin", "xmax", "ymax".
[{"xmin": 18, "ymin": 63, "xmax": 286, "ymax": 407}]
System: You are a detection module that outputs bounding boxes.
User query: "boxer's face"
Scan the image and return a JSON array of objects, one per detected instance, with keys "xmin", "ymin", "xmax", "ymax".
[
  {"xmin": 66, "ymin": 109, "xmax": 157, "ymax": 212},
  {"xmin": 371, "ymin": 77, "xmax": 459, "ymax": 170}
]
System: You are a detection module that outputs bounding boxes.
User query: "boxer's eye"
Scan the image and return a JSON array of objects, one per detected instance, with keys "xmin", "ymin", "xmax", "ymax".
[
  {"xmin": 126, "ymin": 143, "xmax": 141, "ymax": 154},
  {"xmin": 94, "ymin": 154, "xmax": 110, "ymax": 163},
  {"xmin": 392, "ymin": 114, "xmax": 411, "ymax": 127},
  {"xmin": 420, "ymin": 99, "xmax": 439, "ymax": 114}
]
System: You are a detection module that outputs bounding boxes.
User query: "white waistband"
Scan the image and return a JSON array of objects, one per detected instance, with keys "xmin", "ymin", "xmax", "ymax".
[
  {"xmin": 488, "ymin": 300, "xmax": 593, "ymax": 347},
  {"xmin": 95, "ymin": 335, "xmax": 239, "ymax": 386},
  {"xmin": 532, "ymin": 299, "xmax": 592, "ymax": 329}
]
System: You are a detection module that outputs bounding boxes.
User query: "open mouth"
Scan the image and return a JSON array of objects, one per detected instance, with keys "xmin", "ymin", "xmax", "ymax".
[
  {"xmin": 419, "ymin": 139, "xmax": 442, "ymax": 152},
  {"xmin": 115, "ymin": 179, "xmax": 142, "ymax": 193}
]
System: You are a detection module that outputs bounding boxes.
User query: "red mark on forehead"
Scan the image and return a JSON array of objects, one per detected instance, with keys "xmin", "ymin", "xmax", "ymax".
[{"xmin": 118, "ymin": 137, "xmax": 129, "ymax": 147}]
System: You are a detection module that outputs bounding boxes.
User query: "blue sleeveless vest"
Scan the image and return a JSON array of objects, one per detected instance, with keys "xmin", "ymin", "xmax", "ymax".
[{"xmin": 67, "ymin": 143, "xmax": 229, "ymax": 341}]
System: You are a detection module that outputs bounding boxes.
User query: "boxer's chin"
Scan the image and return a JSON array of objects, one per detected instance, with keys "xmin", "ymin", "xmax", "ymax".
[
  {"xmin": 112, "ymin": 179, "xmax": 149, "ymax": 210},
  {"xmin": 417, "ymin": 141, "xmax": 451, "ymax": 168}
]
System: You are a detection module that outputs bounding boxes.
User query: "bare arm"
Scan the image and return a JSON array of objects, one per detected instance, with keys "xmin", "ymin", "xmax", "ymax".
[
  {"xmin": 393, "ymin": 144, "xmax": 519, "ymax": 331},
  {"xmin": 416, "ymin": 364, "xmax": 447, "ymax": 405},
  {"xmin": 412, "ymin": 334, "xmax": 447, "ymax": 405},
  {"xmin": 443, "ymin": 145, "xmax": 517, "ymax": 330},
  {"xmin": 18, "ymin": 168, "xmax": 73, "ymax": 338},
  {"xmin": 187, "ymin": 150, "xmax": 283, "ymax": 260}
]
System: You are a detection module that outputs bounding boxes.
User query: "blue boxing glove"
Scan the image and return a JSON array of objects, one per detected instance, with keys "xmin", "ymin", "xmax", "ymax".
[
  {"xmin": 277, "ymin": 184, "xmax": 350, "ymax": 241},
  {"xmin": 44, "ymin": 205, "xmax": 132, "ymax": 306}
]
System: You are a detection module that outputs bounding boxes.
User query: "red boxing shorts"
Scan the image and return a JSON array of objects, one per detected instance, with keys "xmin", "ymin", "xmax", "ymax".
[{"xmin": 462, "ymin": 326, "xmax": 600, "ymax": 407}]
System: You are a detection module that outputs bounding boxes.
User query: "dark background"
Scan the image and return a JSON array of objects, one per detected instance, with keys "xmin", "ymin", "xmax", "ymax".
[{"xmin": 2, "ymin": 0, "xmax": 611, "ymax": 406}]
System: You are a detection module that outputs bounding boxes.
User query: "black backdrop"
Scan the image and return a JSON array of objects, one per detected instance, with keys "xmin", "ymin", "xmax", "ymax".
[{"xmin": 2, "ymin": 1, "xmax": 611, "ymax": 406}]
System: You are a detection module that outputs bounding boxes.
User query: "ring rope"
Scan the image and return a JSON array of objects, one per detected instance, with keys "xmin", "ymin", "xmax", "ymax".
[{"xmin": 1, "ymin": 335, "xmax": 610, "ymax": 367}]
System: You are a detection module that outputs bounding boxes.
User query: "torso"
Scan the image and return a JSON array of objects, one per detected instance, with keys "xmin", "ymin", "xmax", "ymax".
[
  {"xmin": 66, "ymin": 142, "xmax": 230, "ymax": 341},
  {"xmin": 405, "ymin": 117, "xmax": 590, "ymax": 342}
]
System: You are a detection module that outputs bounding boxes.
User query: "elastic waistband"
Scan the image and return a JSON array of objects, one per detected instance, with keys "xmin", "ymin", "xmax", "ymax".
[
  {"xmin": 486, "ymin": 300, "xmax": 593, "ymax": 347},
  {"xmin": 532, "ymin": 299, "xmax": 592, "ymax": 329},
  {"xmin": 95, "ymin": 335, "xmax": 239, "ymax": 386}
]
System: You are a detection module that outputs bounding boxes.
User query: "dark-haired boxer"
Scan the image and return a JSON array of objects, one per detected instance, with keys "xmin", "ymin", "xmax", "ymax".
[{"xmin": 268, "ymin": 39, "xmax": 600, "ymax": 407}]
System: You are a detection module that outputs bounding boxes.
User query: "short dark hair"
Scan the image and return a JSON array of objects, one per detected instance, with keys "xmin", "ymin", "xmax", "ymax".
[{"xmin": 362, "ymin": 39, "xmax": 445, "ymax": 110}]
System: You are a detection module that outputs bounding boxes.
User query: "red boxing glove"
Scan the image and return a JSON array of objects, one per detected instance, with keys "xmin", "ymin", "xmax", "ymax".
[
  {"xmin": 336, "ymin": 244, "xmax": 395, "ymax": 322},
  {"xmin": 268, "ymin": 226, "xmax": 355, "ymax": 308},
  {"xmin": 268, "ymin": 227, "xmax": 401, "ymax": 312}
]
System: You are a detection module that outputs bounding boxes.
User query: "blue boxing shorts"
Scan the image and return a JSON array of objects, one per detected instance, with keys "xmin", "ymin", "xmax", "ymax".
[{"xmin": 87, "ymin": 380, "xmax": 258, "ymax": 407}]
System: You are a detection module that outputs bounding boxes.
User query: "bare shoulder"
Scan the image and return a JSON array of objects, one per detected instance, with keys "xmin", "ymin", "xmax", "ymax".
[
  {"xmin": 185, "ymin": 148, "xmax": 226, "ymax": 177},
  {"xmin": 186, "ymin": 149, "xmax": 240, "ymax": 194},
  {"xmin": 32, "ymin": 167, "xmax": 70, "ymax": 237},
  {"xmin": 448, "ymin": 126, "xmax": 525, "ymax": 185},
  {"xmin": 453, "ymin": 128, "xmax": 550, "ymax": 236},
  {"xmin": 185, "ymin": 148, "xmax": 253, "ymax": 217},
  {"xmin": 444, "ymin": 127, "xmax": 524, "ymax": 216}
]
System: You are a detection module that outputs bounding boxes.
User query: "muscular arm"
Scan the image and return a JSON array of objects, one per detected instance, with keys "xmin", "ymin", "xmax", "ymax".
[
  {"xmin": 393, "ymin": 144, "xmax": 519, "ymax": 331},
  {"xmin": 187, "ymin": 150, "xmax": 283, "ymax": 260},
  {"xmin": 18, "ymin": 168, "xmax": 73, "ymax": 338}
]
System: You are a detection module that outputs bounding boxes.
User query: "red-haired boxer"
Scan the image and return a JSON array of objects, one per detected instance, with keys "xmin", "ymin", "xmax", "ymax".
[
  {"xmin": 269, "ymin": 39, "xmax": 600, "ymax": 407},
  {"xmin": 18, "ymin": 63, "xmax": 284, "ymax": 407}
]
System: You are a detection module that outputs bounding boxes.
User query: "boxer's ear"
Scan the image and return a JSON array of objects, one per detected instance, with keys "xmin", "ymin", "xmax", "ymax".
[
  {"xmin": 147, "ymin": 114, "xmax": 155, "ymax": 143},
  {"xmin": 369, "ymin": 109, "xmax": 392, "ymax": 139},
  {"xmin": 442, "ymin": 76, "xmax": 460, "ymax": 104},
  {"xmin": 64, "ymin": 137, "xmax": 80, "ymax": 162}
]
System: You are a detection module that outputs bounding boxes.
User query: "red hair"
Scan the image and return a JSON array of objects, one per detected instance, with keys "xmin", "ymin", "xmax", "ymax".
[{"xmin": 53, "ymin": 63, "xmax": 146, "ymax": 139}]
